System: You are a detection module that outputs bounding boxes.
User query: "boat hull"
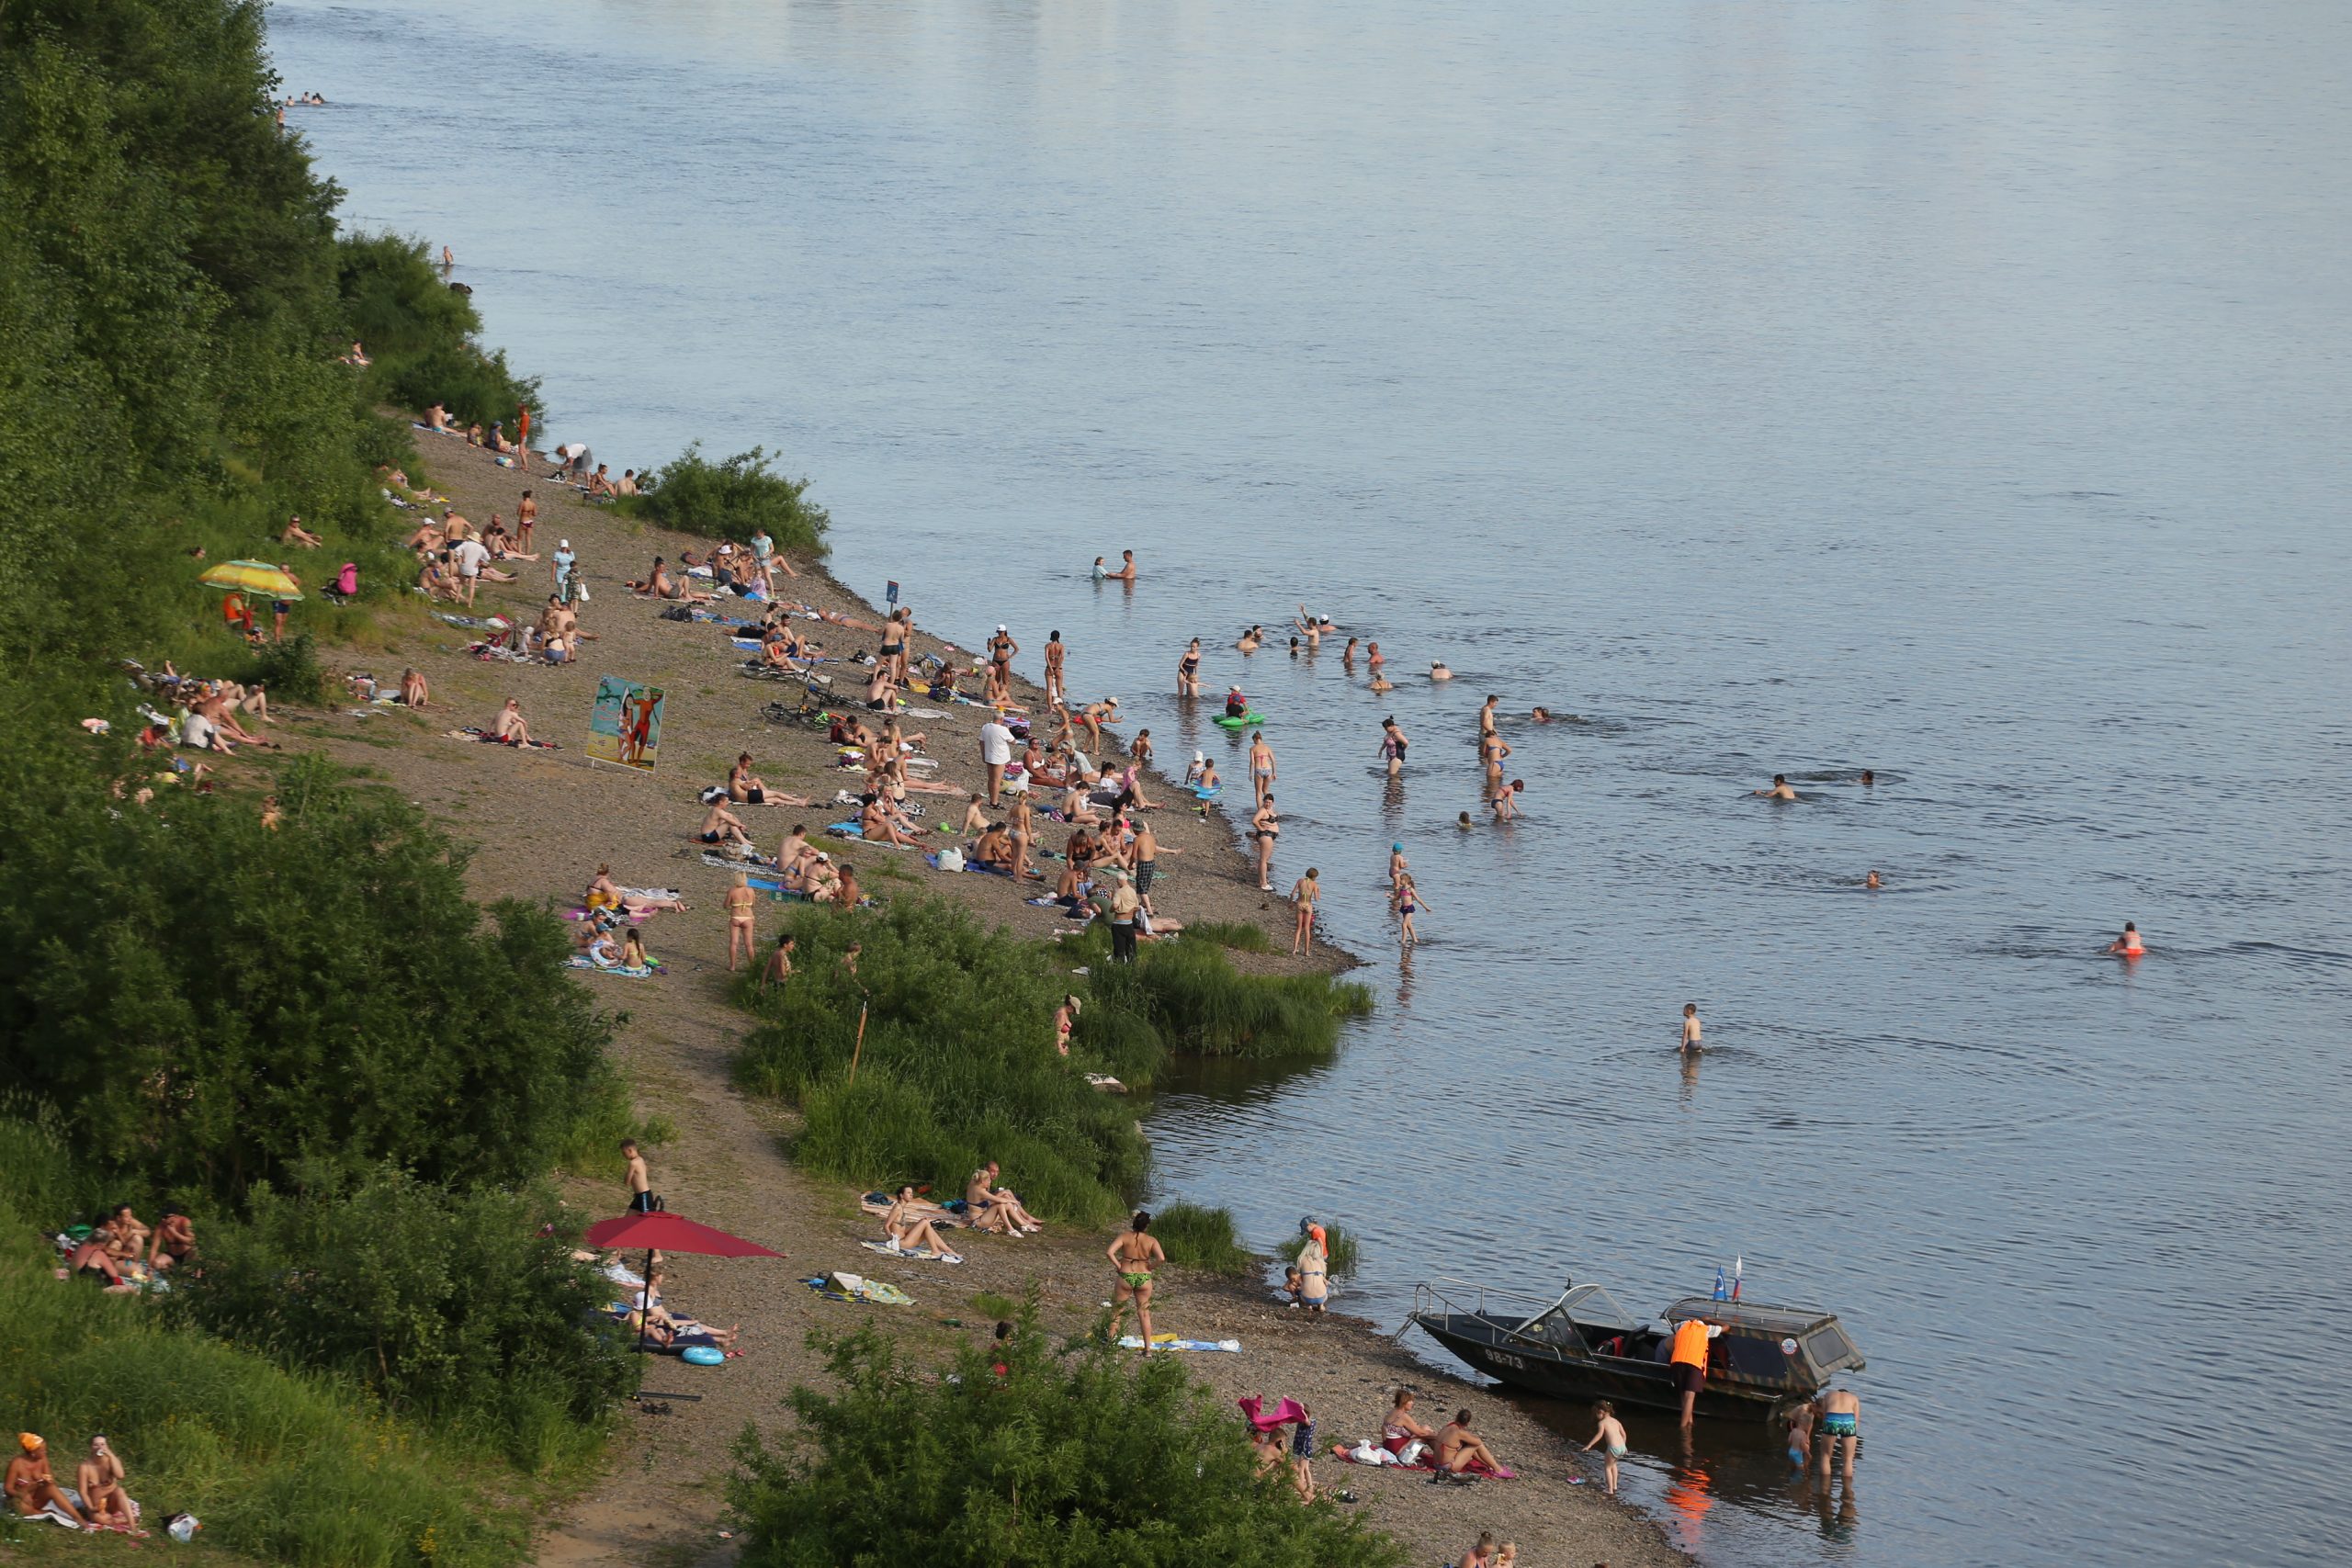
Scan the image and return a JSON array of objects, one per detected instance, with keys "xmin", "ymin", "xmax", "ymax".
[{"xmin": 1414, "ymin": 1313, "xmax": 1792, "ymax": 1423}]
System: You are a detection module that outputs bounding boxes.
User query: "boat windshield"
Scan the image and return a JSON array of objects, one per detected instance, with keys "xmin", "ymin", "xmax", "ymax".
[{"xmin": 1517, "ymin": 1283, "xmax": 1644, "ymax": 1339}]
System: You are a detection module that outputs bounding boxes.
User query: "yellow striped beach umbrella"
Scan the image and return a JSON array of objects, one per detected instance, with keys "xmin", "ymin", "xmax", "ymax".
[{"xmin": 198, "ymin": 560, "xmax": 304, "ymax": 600}]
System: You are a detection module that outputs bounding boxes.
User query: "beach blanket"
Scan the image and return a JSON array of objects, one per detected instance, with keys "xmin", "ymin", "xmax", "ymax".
[
  {"xmin": 562, "ymin": 907, "xmax": 649, "ymax": 925},
  {"xmin": 700, "ymin": 849, "xmax": 780, "ymax": 871},
  {"xmin": 856, "ymin": 1191, "xmax": 966, "ymax": 1224},
  {"xmin": 448, "ymin": 728, "xmax": 559, "ymax": 750},
  {"xmin": 621, "ymin": 886, "xmax": 684, "ymax": 903},
  {"xmin": 1121, "ymin": 1335, "xmax": 1240, "ymax": 1352},
  {"xmin": 803, "ymin": 1272, "xmax": 913, "ymax": 1306},
  {"xmin": 860, "ymin": 1240, "xmax": 964, "ymax": 1264},
  {"xmin": 568, "ymin": 956, "xmax": 663, "ymax": 978},
  {"xmin": 824, "ymin": 821, "xmax": 865, "ymax": 839},
  {"xmin": 1329, "ymin": 1444, "xmax": 1517, "ymax": 1480}
]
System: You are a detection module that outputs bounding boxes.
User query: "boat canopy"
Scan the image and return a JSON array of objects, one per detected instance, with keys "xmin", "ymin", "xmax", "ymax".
[{"xmin": 1660, "ymin": 1296, "xmax": 1867, "ymax": 1376}]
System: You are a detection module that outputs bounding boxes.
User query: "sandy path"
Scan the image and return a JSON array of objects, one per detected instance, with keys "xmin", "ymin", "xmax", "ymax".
[{"xmin": 278, "ymin": 434, "xmax": 1680, "ymax": 1567}]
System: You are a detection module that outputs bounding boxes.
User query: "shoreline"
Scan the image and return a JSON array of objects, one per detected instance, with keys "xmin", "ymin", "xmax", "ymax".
[{"xmin": 296, "ymin": 429, "xmax": 1682, "ymax": 1567}]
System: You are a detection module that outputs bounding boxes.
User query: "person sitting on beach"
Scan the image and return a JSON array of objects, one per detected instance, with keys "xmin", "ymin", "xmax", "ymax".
[
  {"xmin": 424, "ymin": 401, "xmax": 455, "ymax": 431},
  {"xmin": 632, "ymin": 1270, "xmax": 740, "ymax": 1348},
  {"xmin": 865, "ymin": 664, "xmax": 899, "ymax": 711},
  {"xmin": 588, "ymin": 463, "xmax": 615, "ymax": 498},
  {"xmin": 859, "ymin": 792, "xmax": 922, "ymax": 848},
  {"xmin": 492, "ymin": 698, "xmax": 532, "ymax": 745},
  {"xmin": 697, "ymin": 799, "xmax": 754, "ymax": 849},
  {"xmin": 972, "ymin": 821, "xmax": 1015, "ymax": 873},
  {"xmin": 6, "ymin": 1435, "xmax": 87, "ymax": 1527},
  {"xmin": 1058, "ymin": 783, "xmax": 1105, "ymax": 829},
  {"xmin": 965, "ymin": 1162, "xmax": 1042, "ymax": 1235},
  {"xmin": 802, "ymin": 853, "xmax": 843, "ymax": 903},
  {"xmin": 1383, "ymin": 1390, "xmax": 1440, "ymax": 1460},
  {"xmin": 881, "ymin": 1187, "xmax": 964, "ymax": 1259},
  {"xmin": 580, "ymin": 925, "xmax": 623, "ymax": 967},
  {"xmin": 1434, "ymin": 1410, "xmax": 1502, "ymax": 1474},
  {"xmin": 1053, "ymin": 863, "xmax": 1100, "ymax": 919},
  {"xmin": 99, "ymin": 1204, "xmax": 150, "ymax": 1265},
  {"xmin": 340, "ymin": 340, "xmax": 370, "ymax": 366},
  {"xmin": 775, "ymin": 825, "xmax": 813, "ymax": 876},
  {"xmin": 485, "ymin": 421, "xmax": 514, "ymax": 453},
  {"xmin": 397, "ymin": 667, "xmax": 430, "ymax": 709},
  {"xmin": 616, "ymin": 468, "xmax": 640, "ymax": 497},
  {"xmin": 147, "ymin": 1209, "xmax": 196, "ymax": 1271},
  {"xmin": 484, "ymin": 517, "xmax": 538, "ymax": 561},
  {"xmin": 281, "ymin": 514, "xmax": 323, "ymax": 548},
  {"xmin": 74, "ymin": 1436, "xmax": 137, "ymax": 1534}
]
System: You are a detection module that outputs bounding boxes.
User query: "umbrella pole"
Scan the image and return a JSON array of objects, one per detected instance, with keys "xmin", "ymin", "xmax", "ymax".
[
  {"xmin": 848, "ymin": 1002, "xmax": 868, "ymax": 1087},
  {"xmin": 638, "ymin": 1247, "xmax": 654, "ymax": 1353}
]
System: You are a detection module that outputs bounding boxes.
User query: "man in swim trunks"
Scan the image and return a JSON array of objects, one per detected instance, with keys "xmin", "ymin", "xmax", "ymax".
[
  {"xmin": 1679, "ymin": 1002, "xmax": 1702, "ymax": 1053},
  {"xmin": 1109, "ymin": 549, "xmax": 1137, "ymax": 581},
  {"xmin": 1815, "ymin": 1388, "xmax": 1860, "ymax": 1481},
  {"xmin": 1105, "ymin": 1211, "xmax": 1166, "ymax": 1357},
  {"xmin": 1755, "ymin": 773, "xmax": 1799, "ymax": 800},
  {"xmin": 1668, "ymin": 1314, "xmax": 1723, "ymax": 1427}
]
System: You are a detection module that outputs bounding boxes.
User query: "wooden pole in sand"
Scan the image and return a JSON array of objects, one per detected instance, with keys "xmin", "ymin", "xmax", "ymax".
[{"xmin": 847, "ymin": 1001, "xmax": 869, "ymax": 1086}]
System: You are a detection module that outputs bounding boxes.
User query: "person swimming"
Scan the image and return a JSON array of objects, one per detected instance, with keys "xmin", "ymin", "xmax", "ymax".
[
  {"xmin": 1430, "ymin": 660, "xmax": 1453, "ymax": 681},
  {"xmin": 2108, "ymin": 920, "xmax": 2145, "ymax": 955},
  {"xmin": 1754, "ymin": 773, "xmax": 1800, "ymax": 801}
]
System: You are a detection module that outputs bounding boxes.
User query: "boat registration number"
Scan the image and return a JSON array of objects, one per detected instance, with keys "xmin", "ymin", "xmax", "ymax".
[{"xmin": 1488, "ymin": 1351, "xmax": 1527, "ymax": 1371}]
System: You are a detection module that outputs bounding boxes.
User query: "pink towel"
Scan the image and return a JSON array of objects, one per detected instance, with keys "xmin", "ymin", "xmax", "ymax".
[{"xmin": 1237, "ymin": 1394, "xmax": 1308, "ymax": 1432}]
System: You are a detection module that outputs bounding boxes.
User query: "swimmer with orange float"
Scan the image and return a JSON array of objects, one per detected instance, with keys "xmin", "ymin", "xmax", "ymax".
[{"xmin": 2108, "ymin": 921, "xmax": 2145, "ymax": 957}]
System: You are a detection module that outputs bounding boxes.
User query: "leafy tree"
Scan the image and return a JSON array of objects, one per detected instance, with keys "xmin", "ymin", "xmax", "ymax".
[
  {"xmin": 174, "ymin": 1162, "xmax": 639, "ymax": 1468},
  {"xmin": 0, "ymin": 747, "xmax": 628, "ymax": 1202},
  {"xmin": 729, "ymin": 1309, "xmax": 1405, "ymax": 1568},
  {"xmin": 628, "ymin": 444, "xmax": 831, "ymax": 556}
]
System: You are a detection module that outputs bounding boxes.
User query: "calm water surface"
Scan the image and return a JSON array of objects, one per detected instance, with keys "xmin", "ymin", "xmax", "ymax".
[{"xmin": 274, "ymin": 3, "xmax": 2351, "ymax": 1562}]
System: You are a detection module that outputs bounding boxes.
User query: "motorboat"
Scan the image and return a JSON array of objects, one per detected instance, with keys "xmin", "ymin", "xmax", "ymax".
[{"xmin": 1407, "ymin": 1276, "xmax": 1865, "ymax": 1422}]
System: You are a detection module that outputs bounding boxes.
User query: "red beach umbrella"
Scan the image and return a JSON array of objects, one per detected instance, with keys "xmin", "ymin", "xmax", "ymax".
[{"xmin": 582, "ymin": 1212, "xmax": 785, "ymax": 1352}]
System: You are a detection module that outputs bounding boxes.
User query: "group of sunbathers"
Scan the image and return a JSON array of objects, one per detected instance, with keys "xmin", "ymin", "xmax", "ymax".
[
  {"xmin": 770, "ymin": 827, "xmax": 856, "ymax": 903},
  {"xmin": 581, "ymin": 1249, "xmax": 740, "ymax": 1352},
  {"xmin": 866, "ymin": 1164, "xmax": 1045, "ymax": 1259},
  {"xmin": 6, "ymin": 1431, "xmax": 141, "ymax": 1534},
  {"xmin": 57, "ymin": 1203, "xmax": 195, "ymax": 1295}
]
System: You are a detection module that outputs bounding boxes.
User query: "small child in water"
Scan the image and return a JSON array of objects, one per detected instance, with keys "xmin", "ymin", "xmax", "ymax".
[
  {"xmin": 1679, "ymin": 1003, "xmax": 1702, "ymax": 1053},
  {"xmin": 1282, "ymin": 1265, "xmax": 1304, "ymax": 1306},
  {"xmin": 1581, "ymin": 1401, "xmax": 1629, "ymax": 1495}
]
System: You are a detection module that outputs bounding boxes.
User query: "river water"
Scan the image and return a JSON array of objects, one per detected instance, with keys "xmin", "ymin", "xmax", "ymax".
[{"xmin": 273, "ymin": 2, "xmax": 2351, "ymax": 1562}]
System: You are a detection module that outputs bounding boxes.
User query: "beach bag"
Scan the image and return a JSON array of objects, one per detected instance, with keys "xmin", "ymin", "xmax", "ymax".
[
  {"xmin": 1396, "ymin": 1438, "xmax": 1427, "ymax": 1466},
  {"xmin": 662, "ymin": 604, "xmax": 694, "ymax": 622},
  {"xmin": 936, "ymin": 847, "xmax": 964, "ymax": 871},
  {"xmin": 699, "ymin": 785, "xmax": 729, "ymax": 804}
]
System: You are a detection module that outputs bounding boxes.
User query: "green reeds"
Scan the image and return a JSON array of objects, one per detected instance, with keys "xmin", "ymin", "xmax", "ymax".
[
  {"xmin": 1150, "ymin": 1201, "xmax": 1257, "ymax": 1275},
  {"xmin": 1077, "ymin": 928, "xmax": 1375, "ymax": 1058},
  {"xmin": 1284, "ymin": 1223, "xmax": 1361, "ymax": 1276}
]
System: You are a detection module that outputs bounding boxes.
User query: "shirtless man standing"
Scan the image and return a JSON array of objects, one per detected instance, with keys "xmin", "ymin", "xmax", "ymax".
[
  {"xmin": 1815, "ymin": 1388, "xmax": 1861, "ymax": 1481},
  {"xmin": 622, "ymin": 1139, "xmax": 656, "ymax": 1212},
  {"xmin": 1679, "ymin": 1002, "xmax": 1702, "ymax": 1054},
  {"xmin": 1109, "ymin": 549, "xmax": 1137, "ymax": 581},
  {"xmin": 1105, "ymin": 1211, "xmax": 1166, "ymax": 1356}
]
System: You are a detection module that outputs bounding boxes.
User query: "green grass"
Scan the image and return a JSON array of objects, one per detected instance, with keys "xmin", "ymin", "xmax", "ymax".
[
  {"xmin": 1076, "ymin": 927, "xmax": 1376, "ymax": 1058},
  {"xmin": 968, "ymin": 1291, "xmax": 1021, "ymax": 1322},
  {"xmin": 1179, "ymin": 919, "xmax": 1276, "ymax": 953},
  {"xmin": 1150, "ymin": 1202, "xmax": 1256, "ymax": 1276}
]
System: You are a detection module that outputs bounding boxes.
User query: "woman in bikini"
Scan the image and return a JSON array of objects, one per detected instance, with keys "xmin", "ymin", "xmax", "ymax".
[
  {"xmin": 1248, "ymin": 733, "xmax": 1276, "ymax": 804},
  {"xmin": 1250, "ymin": 794, "xmax": 1280, "ymax": 891},
  {"xmin": 619, "ymin": 928, "xmax": 652, "ymax": 970},
  {"xmin": 1395, "ymin": 872, "xmax": 1428, "ymax": 945},
  {"xmin": 724, "ymin": 873, "xmax": 757, "ymax": 971},
  {"xmin": 1289, "ymin": 867, "xmax": 1319, "ymax": 956},
  {"xmin": 1053, "ymin": 995, "xmax": 1080, "ymax": 1056},
  {"xmin": 1176, "ymin": 637, "xmax": 1203, "ymax": 697},
  {"xmin": 1105, "ymin": 1211, "xmax": 1166, "ymax": 1356},
  {"xmin": 1295, "ymin": 1224, "xmax": 1329, "ymax": 1311},
  {"xmin": 882, "ymin": 1187, "xmax": 962, "ymax": 1260},
  {"xmin": 1384, "ymin": 1390, "xmax": 1440, "ymax": 1460}
]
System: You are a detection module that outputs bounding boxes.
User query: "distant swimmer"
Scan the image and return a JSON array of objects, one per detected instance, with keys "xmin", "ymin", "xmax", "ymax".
[
  {"xmin": 1865, "ymin": 870, "xmax": 1882, "ymax": 889},
  {"xmin": 1860, "ymin": 770, "xmax": 1875, "ymax": 786},
  {"xmin": 1096, "ymin": 549, "xmax": 1136, "ymax": 582},
  {"xmin": 1091, "ymin": 556, "xmax": 1109, "ymax": 581},
  {"xmin": 1430, "ymin": 660, "xmax": 1453, "ymax": 681},
  {"xmin": 441, "ymin": 244, "xmax": 454, "ymax": 269},
  {"xmin": 1679, "ymin": 1003, "xmax": 1702, "ymax": 1053},
  {"xmin": 2108, "ymin": 921, "xmax": 2145, "ymax": 956},
  {"xmin": 1342, "ymin": 637, "xmax": 1361, "ymax": 665},
  {"xmin": 1378, "ymin": 716, "xmax": 1409, "ymax": 777},
  {"xmin": 1530, "ymin": 706, "xmax": 1555, "ymax": 723},
  {"xmin": 1388, "ymin": 842, "xmax": 1409, "ymax": 887},
  {"xmin": 1366, "ymin": 641, "xmax": 1392, "ymax": 692},
  {"xmin": 1455, "ymin": 810, "xmax": 1474, "ymax": 830},
  {"xmin": 1478, "ymin": 694, "xmax": 1499, "ymax": 736},
  {"xmin": 1754, "ymin": 773, "xmax": 1800, "ymax": 801}
]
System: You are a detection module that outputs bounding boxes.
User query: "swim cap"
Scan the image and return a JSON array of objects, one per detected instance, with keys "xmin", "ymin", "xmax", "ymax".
[
  {"xmin": 1392, "ymin": 842, "xmax": 1403, "ymax": 852},
  {"xmin": 18, "ymin": 1433, "xmax": 41, "ymax": 1452}
]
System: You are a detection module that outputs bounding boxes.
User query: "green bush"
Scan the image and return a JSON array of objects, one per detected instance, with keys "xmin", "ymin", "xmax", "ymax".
[
  {"xmin": 246, "ymin": 626, "xmax": 327, "ymax": 701},
  {"xmin": 736, "ymin": 899, "xmax": 1149, "ymax": 1224},
  {"xmin": 625, "ymin": 444, "xmax": 830, "ymax": 557},
  {"xmin": 1151, "ymin": 1201, "xmax": 1255, "ymax": 1276},
  {"xmin": 728, "ymin": 1308, "xmax": 1404, "ymax": 1568},
  {"xmin": 0, "ymin": 741, "xmax": 627, "ymax": 1204},
  {"xmin": 1078, "ymin": 928, "xmax": 1374, "ymax": 1058},
  {"xmin": 339, "ymin": 230, "xmax": 540, "ymax": 430},
  {"xmin": 1284, "ymin": 1224, "xmax": 1360, "ymax": 1276}
]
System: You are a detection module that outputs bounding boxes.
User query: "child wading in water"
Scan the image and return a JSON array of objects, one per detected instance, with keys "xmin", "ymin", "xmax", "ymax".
[
  {"xmin": 1582, "ymin": 1400, "xmax": 1630, "ymax": 1495},
  {"xmin": 1679, "ymin": 1001, "xmax": 1702, "ymax": 1054}
]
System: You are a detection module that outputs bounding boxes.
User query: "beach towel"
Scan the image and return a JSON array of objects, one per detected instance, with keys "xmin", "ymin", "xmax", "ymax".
[
  {"xmin": 1238, "ymin": 1395, "xmax": 1309, "ymax": 1432},
  {"xmin": 803, "ymin": 1273, "xmax": 914, "ymax": 1306},
  {"xmin": 563, "ymin": 907, "xmax": 649, "ymax": 925},
  {"xmin": 568, "ymin": 956, "xmax": 663, "ymax": 977},
  {"xmin": 1120, "ymin": 1335, "xmax": 1240, "ymax": 1352},
  {"xmin": 449, "ymin": 728, "xmax": 559, "ymax": 750},
  {"xmin": 824, "ymin": 821, "xmax": 865, "ymax": 839},
  {"xmin": 700, "ymin": 849, "xmax": 781, "ymax": 871},
  {"xmin": 861, "ymin": 1240, "xmax": 963, "ymax": 1264},
  {"xmin": 1329, "ymin": 1444, "xmax": 1517, "ymax": 1480}
]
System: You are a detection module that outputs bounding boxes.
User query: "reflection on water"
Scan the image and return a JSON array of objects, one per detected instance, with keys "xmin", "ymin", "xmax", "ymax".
[{"xmin": 275, "ymin": 0, "xmax": 2352, "ymax": 1562}]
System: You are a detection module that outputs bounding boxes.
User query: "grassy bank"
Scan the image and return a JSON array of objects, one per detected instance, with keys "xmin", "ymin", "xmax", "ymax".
[{"xmin": 733, "ymin": 897, "xmax": 1375, "ymax": 1222}]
